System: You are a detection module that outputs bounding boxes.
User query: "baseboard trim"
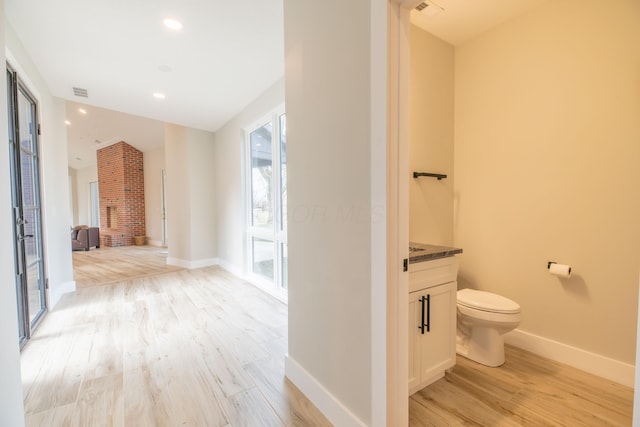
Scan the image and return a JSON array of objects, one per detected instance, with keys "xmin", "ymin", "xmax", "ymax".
[
  {"xmin": 49, "ymin": 280, "xmax": 76, "ymax": 308},
  {"xmin": 146, "ymin": 239, "xmax": 163, "ymax": 247},
  {"xmin": 505, "ymin": 329, "xmax": 635, "ymax": 387},
  {"xmin": 217, "ymin": 260, "xmax": 288, "ymax": 304},
  {"xmin": 284, "ymin": 355, "xmax": 366, "ymax": 427},
  {"xmin": 166, "ymin": 257, "xmax": 218, "ymax": 269},
  {"xmin": 217, "ymin": 259, "xmax": 243, "ymax": 278}
]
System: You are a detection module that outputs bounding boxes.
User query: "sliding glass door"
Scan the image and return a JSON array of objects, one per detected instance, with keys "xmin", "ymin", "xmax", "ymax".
[
  {"xmin": 246, "ymin": 107, "xmax": 287, "ymax": 293},
  {"xmin": 7, "ymin": 65, "xmax": 47, "ymax": 347}
]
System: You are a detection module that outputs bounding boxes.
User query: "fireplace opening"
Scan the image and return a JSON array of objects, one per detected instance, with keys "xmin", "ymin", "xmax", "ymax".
[{"xmin": 107, "ymin": 206, "xmax": 118, "ymax": 228}]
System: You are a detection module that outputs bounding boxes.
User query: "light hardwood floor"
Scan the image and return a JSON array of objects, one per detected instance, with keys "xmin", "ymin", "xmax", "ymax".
[
  {"xmin": 410, "ymin": 346, "xmax": 633, "ymax": 426},
  {"xmin": 23, "ymin": 247, "xmax": 331, "ymax": 426},
  {"xmin": 23, "ymin": 247, "xmax": 633, "ymax": 426},
  {"xmin": 72, "ymin": 245, "xmax": 184, "ymax": 288}
]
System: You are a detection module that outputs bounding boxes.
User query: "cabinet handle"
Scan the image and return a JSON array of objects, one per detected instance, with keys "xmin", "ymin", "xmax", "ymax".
[
  {"xmin": 426, "ymin": 294, "xmax": 431, "ymax": 332},
  {"xmin": 419, "ymin": 295, "xmax": 431, "ymax": 334}
]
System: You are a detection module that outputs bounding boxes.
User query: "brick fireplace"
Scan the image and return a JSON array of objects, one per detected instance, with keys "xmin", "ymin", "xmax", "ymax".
[{"xmin": 97, "ymin": 141, "xmax": 145, "ymax": 247}]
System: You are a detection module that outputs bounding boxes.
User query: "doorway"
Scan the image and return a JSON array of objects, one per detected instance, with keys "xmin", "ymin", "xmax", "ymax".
[{"xmin": 7, "ymin": 64, "xmax": 47, "ymax": 348}]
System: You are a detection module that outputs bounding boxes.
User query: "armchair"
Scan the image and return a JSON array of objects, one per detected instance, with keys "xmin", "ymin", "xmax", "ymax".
[{"xmin": 71, "ymin": 226, "xmax": 100, "ymax": 251}]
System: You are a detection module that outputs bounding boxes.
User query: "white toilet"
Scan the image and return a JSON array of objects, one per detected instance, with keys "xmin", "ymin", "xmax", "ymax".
[{"xmin": 456, "ymin": 288, "xmax": 521, "ymax": 367}]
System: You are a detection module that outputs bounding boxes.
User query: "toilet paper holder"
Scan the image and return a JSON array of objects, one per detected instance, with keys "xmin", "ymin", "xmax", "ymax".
[{"xmin": 547, "ymin": 261, "xmax": 572, "ymax": 276}]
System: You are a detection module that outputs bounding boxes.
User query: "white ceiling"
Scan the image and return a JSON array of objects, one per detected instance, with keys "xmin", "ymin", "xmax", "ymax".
[
  {"xmin": 65, "ymin": 101, "xmax": 164, "ymax": 170},
  {"xmin": 6, "ymin": 0, "xmax": 548, "ymax": 170},
  {"xmin": 5, "ymin": 0, "xmax": 284, "ymax": 169}
]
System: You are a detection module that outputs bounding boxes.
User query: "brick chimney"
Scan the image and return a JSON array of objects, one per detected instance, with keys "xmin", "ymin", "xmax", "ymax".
[{"xmin": 97, "ymin": 141, "xmax": 145, "ymax": 247}]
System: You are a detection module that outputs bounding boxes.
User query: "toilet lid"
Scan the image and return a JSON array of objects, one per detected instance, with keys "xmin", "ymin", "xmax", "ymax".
[{"xmin": 457, "ymin": 288, "xmax": 520, "ymax": 314}]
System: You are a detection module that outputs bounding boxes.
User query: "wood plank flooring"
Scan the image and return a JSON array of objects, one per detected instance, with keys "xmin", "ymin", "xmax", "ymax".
[
  {"xmin": 72, "ymin": 245, "xmax": 183, "ymax": 288},
  {"xmin": 23, "ymin": 247, "xmax": 331, "ymax": 426},
  {"xmin": 23, "ymin": 246, "xmax": 634, "ymax": 426},
  {"xmin": 410, "ymin": 345, "xmax": 633, "ymax": 426}
]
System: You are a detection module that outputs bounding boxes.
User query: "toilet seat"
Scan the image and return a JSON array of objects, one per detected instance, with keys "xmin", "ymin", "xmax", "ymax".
[{"xmin": 457, "ymin": 289, "xmax": 520, "ymax": 314}]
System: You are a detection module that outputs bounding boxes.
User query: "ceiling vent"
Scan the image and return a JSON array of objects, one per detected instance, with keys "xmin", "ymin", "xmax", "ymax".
[
  {"xmin": 72, "ymin": 87, "xmax": 88, "ymax": 97},
  {"xmin": 415, "ymin": 1, "xmax": 444, "ymax": 17}
]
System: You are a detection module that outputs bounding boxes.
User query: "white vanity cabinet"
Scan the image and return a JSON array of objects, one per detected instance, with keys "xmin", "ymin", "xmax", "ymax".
[{"xmin": 408, "ymin": 255, "xmax": 458, "ymax": 395}]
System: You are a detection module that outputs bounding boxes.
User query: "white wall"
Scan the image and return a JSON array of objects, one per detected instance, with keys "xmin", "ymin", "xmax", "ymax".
[
  {"xmin": 454, "ymin": 0, "xmax": 640, "ymax": 366},
  {"xmin": 165, "ymin": 124, "xmax": 217, "ymax": 267},
  {"xmin": 143, "ymin": 146, "xmax": 165, "ymax": 246},
  {"xmin": 68, "ymin": 167, "xmax": 78, "ymax": 225},
  {"xmin": 73, "ymin": 164, "xmax": 98, "ymax": 226},
  {"xmin": 165, "ymin": 124, "xmax": 190, "ymax": 259},
  {"xmin": 409, "ymin": 26, "xmax": 454, "ymax": 245},
  {"xmin": 6, "ymin": 23, "xmax": 75, "ymax": 307},
  {"xmin": 0, "ymin": 2, "xmax": 27, "ymax": 425},
  {"xmin": 283, "ymin": 0, "xmax": 388, "ymax": 424},
  {"xmin": 214, "ymin": 78, "xmax": 285, "ymax": 274},
  {"xmin": 187, "ymin": 128, "xmax": 217, "ymax": 261}
]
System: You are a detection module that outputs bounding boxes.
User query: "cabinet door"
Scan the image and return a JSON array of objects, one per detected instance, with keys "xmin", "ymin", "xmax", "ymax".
[
  {"xmin": 409, "ymin": 281, "xmax": 457, "ymax": 394},
  {"xmin": 418, "ymin": 281, "xmax": 456, "ymax": 386}
]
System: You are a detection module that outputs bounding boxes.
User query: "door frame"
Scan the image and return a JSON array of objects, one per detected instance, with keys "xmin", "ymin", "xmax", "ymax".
[
  {"xmin": 386, "ymin": 1, "xmax": 418, "ymax": 425},
  {"xmin": 6, "ymin": 62, "xmax": 48, "ymax": 347}
]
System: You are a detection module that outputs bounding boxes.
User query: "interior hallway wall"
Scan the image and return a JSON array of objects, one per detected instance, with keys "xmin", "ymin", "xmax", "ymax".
[
  {"xmin": 0, "ymin": 1, "xmax": 27, "ymax": 424},
  {"xmin": 409, "ymin": 26, "xmax": 455, "ymax": 246},
  {"xmin": 165, "ymin": 124, "xmax": 216, "ymax": 267},
  {"xmin": 283, "ymin": 0, "xmax": 388, "ymax": 423},
  {"xmin": 453, "ymin": 0, "xmax": 640, "ymax": 365}
]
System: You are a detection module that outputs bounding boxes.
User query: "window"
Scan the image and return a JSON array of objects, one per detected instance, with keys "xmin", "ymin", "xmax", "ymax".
[
  {"xmin": 245, "ymin": 107, "xmax": 287, "ymax": 294},
  {"xmin": 89, "ymin": 181, "xmax": 100, "ymax": 227}
]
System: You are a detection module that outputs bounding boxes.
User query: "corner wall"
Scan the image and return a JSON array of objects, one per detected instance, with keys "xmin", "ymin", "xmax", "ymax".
[
  {"xmin": 283, "ymin": 0, "xmax": 388, "ymax": 424},
  {"xmin": 165, "ymin": 124, "xmax": 216, "ymax": 267},
  {"xmin": 453, "ymin": 0, "xmax": 640, "ymax": 366}
]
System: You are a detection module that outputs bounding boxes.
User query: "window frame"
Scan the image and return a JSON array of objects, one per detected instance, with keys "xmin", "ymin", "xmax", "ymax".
[{"xmin": 244, "ymin": 104, "xmax": 287, "ymax": 298}]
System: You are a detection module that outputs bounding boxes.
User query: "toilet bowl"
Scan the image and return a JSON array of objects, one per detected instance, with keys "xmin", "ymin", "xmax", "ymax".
[{"xmin": 456, "ymin": 288, "xmax": 521, "ymax": 367}]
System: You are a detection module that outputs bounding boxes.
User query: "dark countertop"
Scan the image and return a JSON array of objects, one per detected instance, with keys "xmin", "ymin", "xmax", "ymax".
[{"xmin": 409, "ymin": 242, "xmax": 462, "ymax": 264}]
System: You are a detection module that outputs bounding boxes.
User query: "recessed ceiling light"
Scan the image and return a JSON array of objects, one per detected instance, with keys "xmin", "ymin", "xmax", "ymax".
[
  {"xmin": 163, "ymin": 18, "xmax": 183, "ymax": 31},
  {"xmin": 78, "ymin": 108, "xmax": 87, "ymax": 115},
  {"xmin": 65, "ymin": 120, "xmax": 71, "ymax": 126},
  {"xmin": 153, "ymin": 92, "xmax": 166, "ymax": 99}
]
